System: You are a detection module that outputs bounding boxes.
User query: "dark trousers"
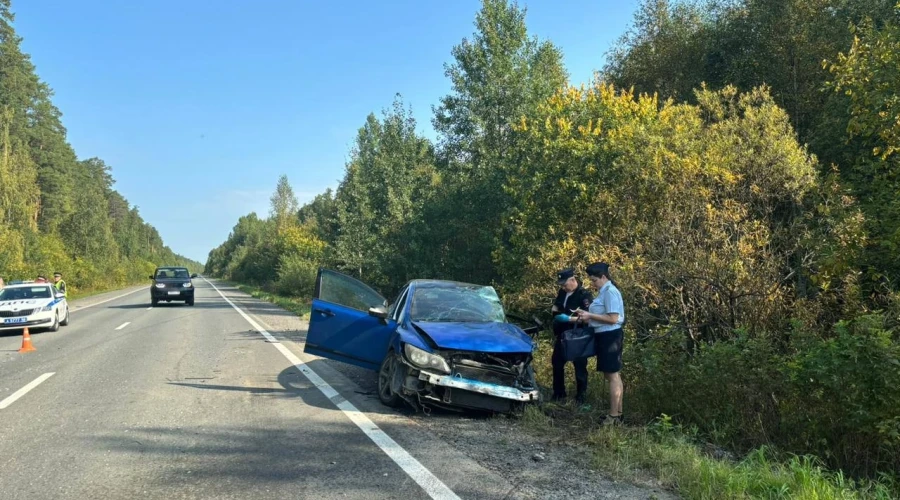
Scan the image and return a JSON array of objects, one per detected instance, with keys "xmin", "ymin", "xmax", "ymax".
[{"xmin": 551, "ymin": 335, "xmax": 588, "ymax": 398}]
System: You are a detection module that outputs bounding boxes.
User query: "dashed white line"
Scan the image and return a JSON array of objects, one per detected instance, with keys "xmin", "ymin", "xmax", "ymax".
[
  {"xmin": 71, "ymin": 287, "xmax": 149, "ymax": 312},
  {"xmin": 204, "ymin": 278, "xmax": 461, "ymax": 500},
  {"xmin": 115, "ymin": 322, "xmax": 131, "ymax": 330},
  {"xmin": 146, "ymin": 306, "xmax": 153, "ymax": 311},
  {"xmin": 0, "ymin": 373, "xmax": 55, "ymax": 409}
]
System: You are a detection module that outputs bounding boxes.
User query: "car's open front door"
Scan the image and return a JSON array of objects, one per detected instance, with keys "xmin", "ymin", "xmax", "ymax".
[{"xmin": 304, "ymin": 268, "xmax": 394, "ymax": 371}]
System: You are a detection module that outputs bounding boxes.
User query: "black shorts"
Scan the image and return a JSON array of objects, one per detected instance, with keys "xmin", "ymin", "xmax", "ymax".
[{"xmin": 595, "ymin": 328, "xmax": 623, "ymax": 373}]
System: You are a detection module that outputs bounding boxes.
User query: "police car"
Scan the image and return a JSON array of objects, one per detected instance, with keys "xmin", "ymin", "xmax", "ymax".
[{"xmin": 0, "ymin": 283, "xmax": 70, "ymax": 332}]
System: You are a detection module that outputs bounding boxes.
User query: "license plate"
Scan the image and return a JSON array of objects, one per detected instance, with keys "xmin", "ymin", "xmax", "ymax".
[
  {"xmin": 3, "ymin": 317, "xmax": 27, "ymax": 324},
  {"xmin": 167, "ymin": 291, "xmax": 180, "ymax": 295}
]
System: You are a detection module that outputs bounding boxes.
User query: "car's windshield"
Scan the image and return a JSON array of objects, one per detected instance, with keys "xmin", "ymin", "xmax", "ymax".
[
  {"xmin": 409, "ymin": 284, "xmax": 506, "ymax": 323},
  {"xmin": 156, "ymin": 269, "xmax": 190, "ymax": 279},
  {"xmin": 0, "ymin": 286, "xmax": 52, "ymax": 301}
]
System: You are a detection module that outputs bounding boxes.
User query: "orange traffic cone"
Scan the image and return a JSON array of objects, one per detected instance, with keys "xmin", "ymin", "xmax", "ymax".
[{"xmin": 18, "ymin": 327, "xmax": 36, "ymax": 353}]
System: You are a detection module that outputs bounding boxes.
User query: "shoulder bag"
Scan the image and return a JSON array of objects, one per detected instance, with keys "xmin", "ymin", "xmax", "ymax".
[{"xmin": 560, "ymin": 325, "xmax": 596, "ymax": 362}]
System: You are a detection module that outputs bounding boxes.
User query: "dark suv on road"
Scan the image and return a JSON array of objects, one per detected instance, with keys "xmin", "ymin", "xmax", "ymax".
[{"xmin": 150, "ymin": 267, "xmax": 198, "ymax": 306}]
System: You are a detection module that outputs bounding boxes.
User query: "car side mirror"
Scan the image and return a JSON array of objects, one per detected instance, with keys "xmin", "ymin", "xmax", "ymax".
[
  {"xmin": 149, "ymin": 275, "xmax": 154, "ymax": 280},
  {"xmin": 368, "ymin": 306, "xmax": 389, "ymax": 321},
  {"xmin": 55, "ymin": 292, "xmax": 65, "ymax": 299},
  {"xmin": 191, "ymin": 274, "xmax": 198, "ymax": 278}
]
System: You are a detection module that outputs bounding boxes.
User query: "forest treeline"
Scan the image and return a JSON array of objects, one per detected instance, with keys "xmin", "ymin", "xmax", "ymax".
[
  {"xmin": 206, "ymin": 0, "xmax": 900, "ymax": 482},
  {"xmin": 0, "ymin": 1, "xmax": 200, "ymax": 292}
]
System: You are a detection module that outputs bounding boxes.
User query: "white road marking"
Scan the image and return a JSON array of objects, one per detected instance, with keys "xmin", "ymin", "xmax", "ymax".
[
  {"xmin": 71, "ymin": 287, "xmax": 149, "ymax": 312},
  {"xmin": 146, "ymin": 307, "xmax": 153, "ymax": 310},
  {"xmin": 205, "ymin": 278, "xmax": 460, "ymax": 500},
  {"xmin": 115, "ymin": 322, "xmax": 131, "ymax": 330},
  {"xmin": 0, "ymin": 373, "xmax": 55, "ymax": 409}
]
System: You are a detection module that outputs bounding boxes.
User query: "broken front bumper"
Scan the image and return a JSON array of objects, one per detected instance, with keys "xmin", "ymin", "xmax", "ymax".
[{"xmin": 418, "ymin": 370, "xmax": 540, "ymax": 402}]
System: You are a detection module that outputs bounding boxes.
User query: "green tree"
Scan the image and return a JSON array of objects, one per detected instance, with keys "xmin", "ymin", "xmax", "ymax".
[
  {"xmin": 0, "ymin": 0, "xmax": 39, "ymax": 139},
  {"xmin": 330, "ymin": 97, "xmax": 437, "ymax": 294},
  {"xmin": 501, "ymin": 83, "xmax": 860, "ymax": 338},
  {"xmin": 0, "ymin": 107, "xmax": 39, "ymax": 232},
  {"xmin": 826, "ymin": 5, "xmax": 900, "ymax": 286},
  {"xmin": 827, "ymin": 7, "xmax": 900, "ymax": 162},
  {"xmin": 603, "ymin": 0, "xmax": 896, "ymax": 157},
  {"xmin": 603, "ymin": 0, "xmax": 714, "ymax": 102},
  {"xmin": 334, "ymin": 152, "xmax": 378, "ymax": 282},
  {"xmin": 61, "ymin": 158, "xmax": 118, "ymax": 268},
  {"xmin": 270, "ymin": 174, "xmax": 299, "ymax": 231},
  {"xmin": 29, "ymin": 84, "xmax": 77, "ymax": 234},
  {"xmin": 603, "ymin": 0, "xmax": 900, "ymax": 291},
  {"xmin": 298, "ymin": 188, "xmax": 339, "ymax": 245},
  {"xmin": 427, "ymin": 0, "xmax": 567, "ymax": 285}
]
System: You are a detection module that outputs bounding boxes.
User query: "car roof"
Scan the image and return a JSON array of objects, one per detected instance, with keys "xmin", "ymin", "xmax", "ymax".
[
  {"xmin": 409, "ymin": 279, "xmax": 492, "ymax": 289},
  {"xmin": 156, "ymin": 266, "xmax": 188, "ymax": 270},
  {"xmin": 3, "ymin": 283, "xmax": 52, "ymax": 289}
]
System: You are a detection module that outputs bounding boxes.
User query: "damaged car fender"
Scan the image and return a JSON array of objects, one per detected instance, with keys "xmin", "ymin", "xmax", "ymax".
[{"xmin": 391, "ymin": 326, "xmax": 433, "ymax": 357}]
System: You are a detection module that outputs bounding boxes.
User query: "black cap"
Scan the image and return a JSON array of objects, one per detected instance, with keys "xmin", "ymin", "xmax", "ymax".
[
  {"xmin": 586, "ymin": 262, "xmax": 611, "ymax": 278},
  {"xmin": 556, "ymin": 268, "xmax": 575, "ymax": 285}
]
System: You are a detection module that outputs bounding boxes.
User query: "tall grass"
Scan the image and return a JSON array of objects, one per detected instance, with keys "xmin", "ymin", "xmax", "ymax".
[
  {"xmin": 587, "ymin": 421, "xmax": 896, "ymax": 500},
  {"xmin": 522, "ymin": 404, "xmax": 896, "ymax": 500},
  {"xmin": 233, "ymin": 283, "xmax": 312, "ymax": 319}
]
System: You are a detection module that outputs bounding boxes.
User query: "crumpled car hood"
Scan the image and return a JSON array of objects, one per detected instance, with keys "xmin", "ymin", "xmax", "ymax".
[{"xmin": 411, "ymin": 321, "xmax": 533, "ymax": 354}]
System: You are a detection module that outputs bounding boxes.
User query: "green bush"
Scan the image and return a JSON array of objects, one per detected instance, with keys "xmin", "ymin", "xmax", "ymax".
[
  {"xmin": 781, "ymin": 316, "xmax": 900, "ymax": 477},
  {"xmin": 275, "ymin": 253, "xmax": 318, "ymax": 297},
  {"xmin": 622, "ymin": 315, "xmax": 900, "ymax": 480},
  {"xmin": 625, "ymin": 330, "xmax": 784, "ymax": 450}
]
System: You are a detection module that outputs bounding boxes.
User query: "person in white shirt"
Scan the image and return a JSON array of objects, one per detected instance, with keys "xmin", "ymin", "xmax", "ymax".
[{"xmin": 572, "ymin": 262, "xmax": 625, "ymax": 425}]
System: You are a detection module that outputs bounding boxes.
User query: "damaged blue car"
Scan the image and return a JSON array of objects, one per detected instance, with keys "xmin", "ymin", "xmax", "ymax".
[{"xmin": 303, "ymin": 269, "xmax": 542, "ymax": 413}]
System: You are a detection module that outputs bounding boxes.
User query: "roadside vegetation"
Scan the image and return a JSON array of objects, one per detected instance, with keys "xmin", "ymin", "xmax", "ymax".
[
  {"xmin": 207, "ymin": 0, "xmax": 900, "ymax": 497},
  {"xmin": 0, "ymin": 1, "xmax": 200, "ymax": 295},
  {"xmin": 233, "ymin": 283, "xmax": 312, "ymax": 320},
  {"xmin": 523, "ymin": 405, "xmax": 896, "ymax": 500}
]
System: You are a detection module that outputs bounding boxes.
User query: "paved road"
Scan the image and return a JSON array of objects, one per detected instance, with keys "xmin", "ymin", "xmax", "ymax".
[{"xmin": 0, "ymin": 280, "xmax": 522, "ymax": 500}]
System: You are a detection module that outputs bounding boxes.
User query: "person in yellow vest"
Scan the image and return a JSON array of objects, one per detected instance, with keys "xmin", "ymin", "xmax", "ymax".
[{"xmin": 53, "ymin": 272, "xmax": 67, "ymax": 297}]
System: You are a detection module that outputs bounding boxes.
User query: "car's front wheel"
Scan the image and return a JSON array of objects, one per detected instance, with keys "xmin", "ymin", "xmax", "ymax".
[
  {"xmin": 377, "ymin": 352, "xmax": 405, "ymax": 408},
  {"xmin": 48, "ymin": 311, "xmax": 60, "ymax": 332},
  {"xmin": 60, "ymin": 307, "xmax": 70, "ymax": 326}
]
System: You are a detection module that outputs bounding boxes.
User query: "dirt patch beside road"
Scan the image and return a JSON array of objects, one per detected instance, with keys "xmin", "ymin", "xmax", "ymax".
[{"xmin": 410, "ymin": 411, "xmax": 673, "ymax": 500}]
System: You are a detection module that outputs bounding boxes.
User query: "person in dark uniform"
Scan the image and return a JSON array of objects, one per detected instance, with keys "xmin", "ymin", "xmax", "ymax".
[{"xmin": 550, "ymin": 268, "xmax": 593, "ymax": 403}]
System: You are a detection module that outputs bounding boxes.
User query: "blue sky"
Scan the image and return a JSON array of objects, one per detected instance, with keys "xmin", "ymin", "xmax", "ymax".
[{"xmin": 14, "ymin": 0, "xmax": 640, "ymax": 263}]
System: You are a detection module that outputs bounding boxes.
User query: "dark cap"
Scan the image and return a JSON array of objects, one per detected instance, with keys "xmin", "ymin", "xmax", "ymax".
[
  {"xmin": 586, "ymin": 262, "xmax": 611, "ymax": 278},
  {"xmin": 53, "ymin": 272, "xmax": 62, "ymax": 277},
  {"xmin": 556, "ymin": 268, "xmax": 575, "ymax": 285}
]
